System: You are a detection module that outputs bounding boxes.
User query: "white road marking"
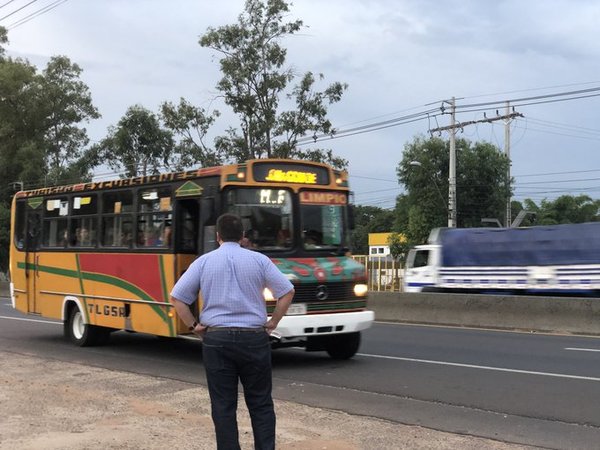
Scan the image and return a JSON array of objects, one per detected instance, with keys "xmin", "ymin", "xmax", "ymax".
[
  {"xmin": 357, "ymin": 353, "xmax": 600, "ymax": 382},
  {"xmin": 0, "ymin": 315, "xmax": 60, "ymax": 325},
  {"xmin": 565, "ymin": 347, "xmax": 600, "ymax": 353}
]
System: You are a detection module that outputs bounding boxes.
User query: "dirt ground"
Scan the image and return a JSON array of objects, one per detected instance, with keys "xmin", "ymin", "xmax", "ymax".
[{"xmin": 0, "ymin": 350, "xmax": 535, "ymax": 450}]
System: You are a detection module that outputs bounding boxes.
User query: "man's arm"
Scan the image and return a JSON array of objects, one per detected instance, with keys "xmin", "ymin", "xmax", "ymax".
[
  {"xmin": 170, "ymin": 296, "xmax": 205, "ymax": 335},
  {"xmin": 264, "ymin": 288, "xmax": 294, "ymax": 334}
]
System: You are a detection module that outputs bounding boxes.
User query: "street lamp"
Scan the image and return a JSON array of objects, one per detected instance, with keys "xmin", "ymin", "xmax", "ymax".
[{"xmin": 409, "ymin": 161, "xmax": 448, "ymax": 214}]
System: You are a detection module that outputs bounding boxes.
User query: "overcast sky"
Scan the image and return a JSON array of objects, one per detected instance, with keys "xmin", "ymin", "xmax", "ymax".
[{"xmin": 4, "ymin": 0, "xmax": 600, "ymax": 210}]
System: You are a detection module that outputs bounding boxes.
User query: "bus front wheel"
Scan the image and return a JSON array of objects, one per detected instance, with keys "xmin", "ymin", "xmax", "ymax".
[
  {"xmin": 66, "ymin": 307, "xmax": 110, "ymax": 347},
  {"xmin": 324, "ymin": 332, "xmax": 361, "ymax": 360}
]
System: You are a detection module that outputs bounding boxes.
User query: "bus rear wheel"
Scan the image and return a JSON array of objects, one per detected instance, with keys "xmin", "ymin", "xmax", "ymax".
[
  {"xmin": 66, "ymin": 307, "xmax": 110, "ymax": 347},
  {"xmin": 324, "ymin": 332, "xmax": 361, "ymax": 360}
]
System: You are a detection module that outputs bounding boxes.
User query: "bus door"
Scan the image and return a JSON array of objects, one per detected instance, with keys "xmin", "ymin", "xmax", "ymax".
[
  {"xmin": 173, "ymin": 195, "xmax": 217, "ymax": 273},
  {"xmin": 173, "ymin": 198, "xmax": 200, "ymax": 281},
  {"xmin": 24, "ymin": 208, "xmax": 42, "ymax": 313}
]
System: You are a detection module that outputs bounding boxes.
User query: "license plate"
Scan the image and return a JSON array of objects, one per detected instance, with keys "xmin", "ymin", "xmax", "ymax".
[{"xmin": 286, "ymin": 303, "xmax": 307, "ymax": 315}]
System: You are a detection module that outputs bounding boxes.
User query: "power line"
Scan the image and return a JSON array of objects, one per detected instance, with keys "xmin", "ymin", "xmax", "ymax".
[
  {"xmin": 512, "ymin": 117, "xmax": 600, "ymax": 141},
  {"xmin": 516, "ymin": 176, "xmax": 600, "ymax": 185},
  {"xmin": 7, "ymin": 0, "xmax": 68, "ymax": 29},
  {"xmin": 296, "ymin": 107, "xmax": 440, "ymax": 145},
  {"xmin": 525, "ymin": 117, "xmax": 600, "ymax": 136},
  {"xmin": 351, "ymin": 174, "xmax": 398, "ymax": 183},
  {"xmin": 0, "ymin": 0, "xmax": 19, "ymax": 10},
  {"xmin": 455, "ymin": 86, "xmax": 600, "ymax": 110},
  {"xmin": 333, "ymin": 102, "xmax": 442, "ymax": 129},
  {"xmin": 513, "ymin": 122, "xmax": 600, "ymax": 142},
  {"xmin": 514, "ymin": 168, "xmax": 600, "ymax": 178},
  {"xmin": 290, "ymin": 85, "xmax": 600, "ymax": 149},
  {"xmin": 429, "ymin": 111, "xmax": 523, "ymax": 134},
  {"xmin": 356, "ymin": 187, "xmax": 401, "ymax": 195},
  {"xmin": 457, "ymin": 80, "xmax": 600, "ymax": 102},
  {"xmin": 0, "ymin": 0, "xmax": 38, "ymax": 21}
]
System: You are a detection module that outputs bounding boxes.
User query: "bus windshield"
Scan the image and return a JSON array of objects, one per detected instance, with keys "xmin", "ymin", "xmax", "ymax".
[
  {"xmin": 225, "ymin": 188, "xmax": 293, "ymax": 250},
  {"xmin": 300, "ymin": 202, "xmax": 348, "ymax": 250}
]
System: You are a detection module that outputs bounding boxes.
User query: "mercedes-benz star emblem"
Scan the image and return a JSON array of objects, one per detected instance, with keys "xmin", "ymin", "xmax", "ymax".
[{"xmin": 315, "ymin": 285, "xmax": 328, "ymax": 301}]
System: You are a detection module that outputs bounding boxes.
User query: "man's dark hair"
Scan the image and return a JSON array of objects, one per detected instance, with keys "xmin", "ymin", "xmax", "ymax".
[{"xmin": 216, "ymin": 213, "xmax": 244, "ymax": 242}]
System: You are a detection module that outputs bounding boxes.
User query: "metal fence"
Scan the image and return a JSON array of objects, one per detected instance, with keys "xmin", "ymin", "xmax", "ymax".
[{"xmin": 352, "ymin": 255, "xmax": 404, "ymax": 292}]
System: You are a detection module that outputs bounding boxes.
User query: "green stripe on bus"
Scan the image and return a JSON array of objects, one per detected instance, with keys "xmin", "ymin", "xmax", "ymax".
[
  {"xmin": 158, "ymin": 255, "xmax": 174, "ymax": 335},
  {"xmin": 16, "ymin": 261, "xmax": 169, "ymax": 325},
  {"xmin": 75, "ymin": 255, "xmax": 90, "ymax": 323}
]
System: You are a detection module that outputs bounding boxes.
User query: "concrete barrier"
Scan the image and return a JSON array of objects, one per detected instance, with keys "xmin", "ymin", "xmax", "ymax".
[{"xmin": 368, "ymin": 291, "xmax": 600, "ymax": 336}]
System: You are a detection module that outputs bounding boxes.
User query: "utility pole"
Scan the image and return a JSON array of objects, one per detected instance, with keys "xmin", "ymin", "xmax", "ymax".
[
  {"xmin": 448, "ymin": 97, "xmax": 457, "ymax": 228},
  {"xmin": 430, "ymin": 103, "xmax": 524, "ymax": 229},
  {"xmin": 504, "ymin": 101, "xmax": 512, "ymax": 227}
]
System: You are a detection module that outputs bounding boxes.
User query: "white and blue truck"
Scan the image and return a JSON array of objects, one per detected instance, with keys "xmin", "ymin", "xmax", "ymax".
[{"xmin": 404, "ymin": 222, "xmax": 600, "ymax": 296}]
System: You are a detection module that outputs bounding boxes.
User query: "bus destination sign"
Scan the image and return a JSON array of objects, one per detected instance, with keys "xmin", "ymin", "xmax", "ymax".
[
  {"xmin": 300, "ymin": 191, "xmax": 347, "ymax": 205},
  {"xmin": 253, "ymin": 162, "xmax": 329, "ymax": 185},
  {"xmin": 266, "ymin": 169, "xmax": 316, "ymax": 184}
]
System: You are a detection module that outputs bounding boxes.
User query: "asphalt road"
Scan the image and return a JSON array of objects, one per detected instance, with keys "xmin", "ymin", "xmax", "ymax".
[{"xmin": 2, "ymin": 297, "xmax": 600, "ymax": 449}]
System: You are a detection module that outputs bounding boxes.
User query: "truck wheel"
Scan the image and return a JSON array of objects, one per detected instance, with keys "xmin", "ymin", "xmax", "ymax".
[
  {"xmin": 67, "ymin": 307, "xmax": 110, "ymax": 346},
  {"xmin": 325, "ymin": 332, "xmax": 361, "ymax": 360}
]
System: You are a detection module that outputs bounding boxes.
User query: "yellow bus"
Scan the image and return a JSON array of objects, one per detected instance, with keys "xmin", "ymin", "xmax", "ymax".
[{"xmin": 9, "ymin": 159, "xmax": 373, "ymax": 359}]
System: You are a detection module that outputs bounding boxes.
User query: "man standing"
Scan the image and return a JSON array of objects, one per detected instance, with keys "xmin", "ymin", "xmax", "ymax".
[{"xmin": 170, "ymin": 213, "xmax": 294, "ymax": 450}]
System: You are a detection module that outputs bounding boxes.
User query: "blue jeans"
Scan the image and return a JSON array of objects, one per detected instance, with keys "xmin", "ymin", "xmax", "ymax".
[{"xmin": 202, "ymin": 330, "xmax": 275, "ymax": 450}]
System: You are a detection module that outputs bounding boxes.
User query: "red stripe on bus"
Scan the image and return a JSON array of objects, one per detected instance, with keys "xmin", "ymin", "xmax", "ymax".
[{"xmin": 79, "ymin": 254, "xmax": 166, "ymax": 302}]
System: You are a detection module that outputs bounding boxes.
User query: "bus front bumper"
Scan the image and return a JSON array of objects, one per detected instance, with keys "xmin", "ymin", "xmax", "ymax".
[{"xmin": 274, "ymin": 310, "xmax": 374, "ymax": 338}]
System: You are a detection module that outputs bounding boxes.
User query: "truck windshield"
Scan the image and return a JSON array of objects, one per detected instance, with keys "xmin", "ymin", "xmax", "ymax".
[
  {"xmin": 225, "ymin": 188, "xmax": 293, "ymax": 250},
  {"xmin": 408, "ymin": 249, "xmax": 430, "ymax": 268}
]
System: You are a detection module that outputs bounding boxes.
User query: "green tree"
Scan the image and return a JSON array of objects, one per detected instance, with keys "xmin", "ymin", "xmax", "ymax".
[
  {"xmin": 0, "ymin": 29, "xmax": 47, "ymax": 273},
  {"xmin": 395, "ymin": 136, "xmax": 511, "ymax": 242},
  {"xmin": 160, "ymin": 98, "xmax": 221, "ymax": 167},
  {"xmin": 199, "ymin": 0, "xmax": 348, "ymax": 168},
  {"xmin": 350, "ymin": 205, "xmax": 394, "ymax": 254},
  {"xmin": 0, "ymin": 26, "xmax": 7, "ymax": 58},
  {"xmin": 405, "ymin": 204, "xmax": 431, "ymax": 245},
  {"xmin": 519, "ymin": 195, "xmax": 600, "ymax": 225},
  {"xmin": 0, "ymin": 31, "xmax": 100, "ymax": 274},
  {"xmin": 0, "ymin": 59, "xmax": 46, "ymax": 194},
  {"xmin": 94, "ymin": 105, "xmax": 174, "ymax": 178},
  {"xmin": 41, "ymin": 56, "xmax": 100, "ymax": 185},
  {"xmin": 387, "ymin": 232, "xmax": 411, "ymax": 265}
]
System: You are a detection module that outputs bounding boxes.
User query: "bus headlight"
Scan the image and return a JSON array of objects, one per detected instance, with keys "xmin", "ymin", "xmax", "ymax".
[
  {"xmin": 354, "ymin": 283, "xmax": 368, "ymax": 297},
  {"xmin": 263, "ymin": 288, "xmax": 274, "ymax": 301}
]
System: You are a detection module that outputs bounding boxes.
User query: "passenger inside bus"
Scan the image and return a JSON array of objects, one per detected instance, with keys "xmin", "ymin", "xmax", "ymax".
[
  {"xmin": 75, "ymin": 227, "xmax": 92, "ymax": 246},
  {"xmin": 277, "ymin": 228, "xmax": 291, "ymax": 246},
  {"xmin": 241, "ymin": 229, "xmax": 259, "ymax": 249},
  {"xmin": 158, "ymin": 225, "xmax": 171, "ymax": 246},
  {"xmin": 60, "ymin": 229, "xmax": 69, "ymax": 247},
  {"xmin": 303, "ymin": 230, "xmax": 322, "ymax": 247},
  {"xmin": 121, "ymin": 230, "xmax": 133, "ymax": 247}
]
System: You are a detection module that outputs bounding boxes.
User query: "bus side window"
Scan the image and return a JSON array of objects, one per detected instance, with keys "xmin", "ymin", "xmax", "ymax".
[
  {"xmin": 43, "ymin": 218, "xmax": 68, "ymax": 247},
  {"xmin": 101, "ymin": 191, "xmax": 133, "ymax": 247},
  {"xmin": 137, "ymin": 187, "xmax": 171, "ymax": 249},
  {"xmin": 42, "ymin": 197, "xmax": 69, "ymax": 248},
  {"xmin": 71, "ymin": 195, "xmax": 98, "ymax": 247},
  {"xmin": 14, "ymin": 201, "xmax": 26, "ymax": 250},
  {"xmin": 175, "ymin": 199, "xmax": 199, "ymax": 253}
]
